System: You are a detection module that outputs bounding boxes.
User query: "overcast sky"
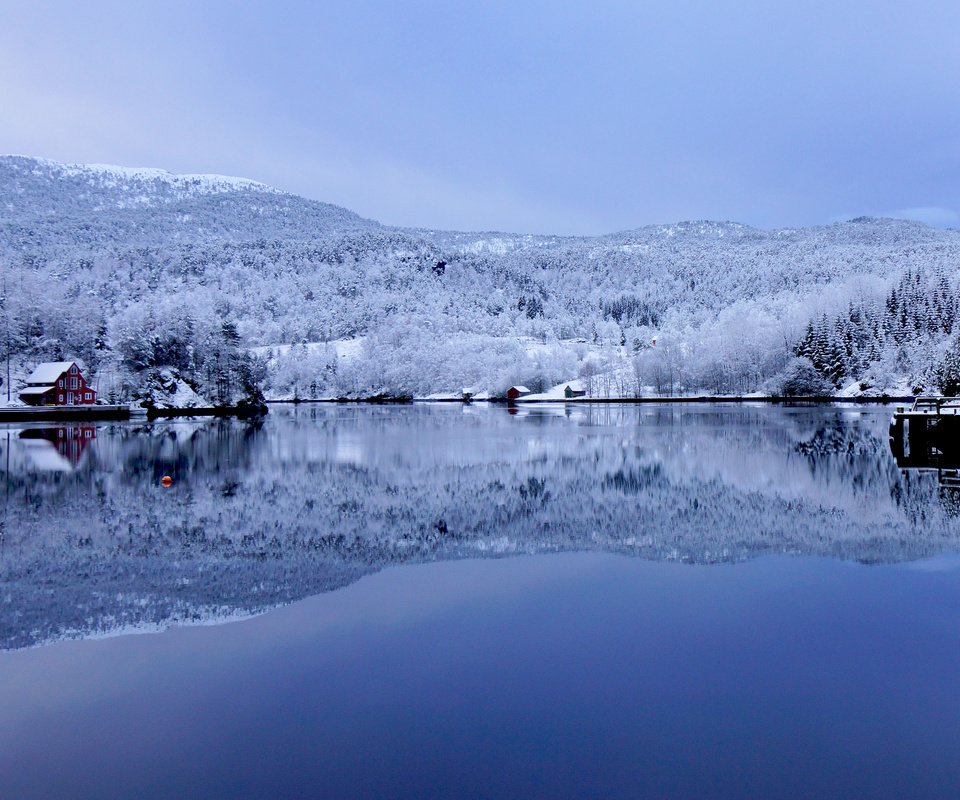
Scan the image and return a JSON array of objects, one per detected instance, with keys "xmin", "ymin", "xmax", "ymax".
[{"xmin": 2, "ymin": 1, "xmax": 959, "ymax": 234}]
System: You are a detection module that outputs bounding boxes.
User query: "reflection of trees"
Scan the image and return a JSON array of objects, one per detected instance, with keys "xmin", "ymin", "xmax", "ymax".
[
  {"xmin": 891, "ymin": 468, "xmax": 960, "ymax": 524},
  {"xmin": 116, "ymin": 418, "xmax": 264, "ymax": 485},
  {"xmin": 793, "ymin": 420, "xmax": 903, "ymax": 500},
  {"xmin": 938, "ymin": 486, "xmax": 960, "ymax": 518},
  {"xmin": 602, "ymin": 465, "xmax": 664, "ymax": 494},
  {"xmin": 3, "ymin": 405, "xmax": 959, "ymax": 650}
]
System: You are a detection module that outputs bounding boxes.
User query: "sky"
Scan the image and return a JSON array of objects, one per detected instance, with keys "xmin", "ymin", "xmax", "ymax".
[{"xmin": 1, "ymin": 0, "xmax": 959, "ymax": 234}]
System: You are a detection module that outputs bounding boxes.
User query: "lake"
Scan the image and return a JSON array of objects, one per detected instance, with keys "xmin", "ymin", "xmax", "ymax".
[{"xmin": 1, "ymin": 403, "xmax": 959, "ymax": 798}]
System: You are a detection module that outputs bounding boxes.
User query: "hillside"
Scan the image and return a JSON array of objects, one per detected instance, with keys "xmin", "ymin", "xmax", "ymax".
[
  {"xmin": 2, "ymin": 155, "xmax": 960, "ymax": 401},
  {"xmin": 0, "ymin": 155, "xmax": 377, "ymax": 252}
]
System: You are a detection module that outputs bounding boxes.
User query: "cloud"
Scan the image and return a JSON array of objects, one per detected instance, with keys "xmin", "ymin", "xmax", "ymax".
[{"xmin": 4, "ymin": 3, "xmax": 960, "ymax": 233}]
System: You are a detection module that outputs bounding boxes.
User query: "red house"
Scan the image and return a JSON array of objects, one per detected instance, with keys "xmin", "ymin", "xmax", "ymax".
[{"xmin": 19, "ymin": 361, "xmax": 97, "ymax": 406}]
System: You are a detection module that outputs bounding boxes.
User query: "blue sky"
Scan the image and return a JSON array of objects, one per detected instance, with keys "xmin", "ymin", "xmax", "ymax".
[{"xmin": 2, "ymin": 1, "xmax": 959, "ymax": 234}]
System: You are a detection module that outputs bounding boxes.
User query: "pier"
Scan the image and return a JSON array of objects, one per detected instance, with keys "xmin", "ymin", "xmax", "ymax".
[{"xmin": 0, "ymin": 404, "xmax": 135, "ymax": 423}]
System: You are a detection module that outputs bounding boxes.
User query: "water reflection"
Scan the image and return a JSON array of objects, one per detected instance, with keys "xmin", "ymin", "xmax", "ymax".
[
  {"xmin": 889, "ymin": 409, "xmax": 960, "ymax": 497},
  {"xmin": 16, "ymin": 426, "xmax": 96, "ymax": 471},
  {"xmin": 2, "ymin": 403, "xmax": 956, "ymax": 649}
]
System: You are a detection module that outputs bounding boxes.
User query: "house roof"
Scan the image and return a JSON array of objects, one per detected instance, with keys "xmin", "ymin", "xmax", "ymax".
[
  {"xmin": 18, "ymin": 385, "xmax": 55, "ymax": 396},
  {"xmin": 25, "ymin": 361, "xmax": 75, "ymax": 384},
  {"xmin": 510, "ymin": 386, "xmax": 531, "ymax": 393}
]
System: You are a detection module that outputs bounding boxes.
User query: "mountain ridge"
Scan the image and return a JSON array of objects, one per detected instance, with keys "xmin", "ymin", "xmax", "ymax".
[
  {"xmin": 0, "ymin": 154, "xmax": 379, "ymax": 250},
  {"xmin": 3, "ymin": 154, "xmax": 949, "ymax": 244}
]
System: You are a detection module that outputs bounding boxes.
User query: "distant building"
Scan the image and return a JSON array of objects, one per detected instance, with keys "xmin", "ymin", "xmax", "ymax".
[
  {"xmin": 19, "ymin": 362, "xmax": 97, "ymax": 406},
  {"xmin": 506, "ymin": 385, "xmax": 532, "ymax": 400},
  {"xmin": 564, "ymin": 384, "xmax": 587, "ymax": 399}
]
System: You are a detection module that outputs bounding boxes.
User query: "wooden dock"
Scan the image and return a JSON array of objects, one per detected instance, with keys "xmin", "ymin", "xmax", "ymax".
[
  {"xmin": 0, "ymin": 404, "xmax": 134, "ymax": 423},
  {"xmin": 889, "ymin": 397, "xmax": 960, "ymax": 472}
]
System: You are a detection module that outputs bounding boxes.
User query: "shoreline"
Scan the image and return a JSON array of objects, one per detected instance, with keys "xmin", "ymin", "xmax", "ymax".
[
  {"xmin": 0, "ymin": 396, "xmax": 914, "ymax": 423},
  {"xmin": 144, "ymin": 404, "xmax": 268, "ymax": 420},
  {"xmin": 0, "ymin": 404, "xmax": 133, "ymax": 423},
  {"xmin": 0, "ymin": 403, "xmax": 268, "ymax": 424},
  {"xmin": 265, "ymin": 395, "xmax": 914, "ymax": 406}
]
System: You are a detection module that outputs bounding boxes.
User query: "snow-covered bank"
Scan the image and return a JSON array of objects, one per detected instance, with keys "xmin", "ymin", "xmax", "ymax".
[{"xmin": 256, "ymin": 340, "xmax": 921, "ymax": 404}]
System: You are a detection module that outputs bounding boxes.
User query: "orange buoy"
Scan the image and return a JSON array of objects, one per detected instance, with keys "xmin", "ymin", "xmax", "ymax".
[{"xmin": 161, "ymin": 475, "xmax": 173, "ymax": 487}]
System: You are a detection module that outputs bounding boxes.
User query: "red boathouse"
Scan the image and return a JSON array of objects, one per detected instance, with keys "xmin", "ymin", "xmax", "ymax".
[
  {"xmin": 19, "ymin": 361, "xmax": 97, "ymax": 406},
  {"xmin": 506, "ymin": 385, "xmax": 532, "ymax": 400}
]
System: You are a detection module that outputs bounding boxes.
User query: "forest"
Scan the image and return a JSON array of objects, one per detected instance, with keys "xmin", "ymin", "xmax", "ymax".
[{"xmin": 3, "ymin": 156, "xmax": 960, "ymax": 402}]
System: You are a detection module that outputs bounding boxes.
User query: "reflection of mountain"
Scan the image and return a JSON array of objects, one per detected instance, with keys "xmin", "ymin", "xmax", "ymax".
[{"xmin": 1, "ymin": 404, "xmax": 955, "ymax": 650}]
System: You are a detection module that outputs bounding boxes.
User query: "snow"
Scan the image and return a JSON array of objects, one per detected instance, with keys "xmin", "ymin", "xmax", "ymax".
[
  {"xmin": 135, "ymin": 369, "xmax": 209, "ymax": 409},
  {"xmin": 422, "ymin": 392, "xmax": 465, "ymax": 400},
  {"xmin": 55, "ymin": 160, "xmax": 278, "ymax": 195},
  {"xmin": 837, "ymin": 381, "xmax": 865, "ymax": 398},
  {"xmin": 522, "ymin": 379, "xmax": 587, "ymax": 401},
  {"xmin": 24, "ymin": 361, "xmax": 74, "ymax": 384},
  {"xmin": 163, "ymin": 378, "xmax": 206, "ymax": 408},
  {"xmin": 253, "ymin": 339, "xmax": 364, "ymax": 362},
  {"xmin": 837, "ymin": 376, "xmax": 913, "ymax": 399},
  {"xmin": 459, "ymin": 237, "xmax": 518, "ymax": 256}
]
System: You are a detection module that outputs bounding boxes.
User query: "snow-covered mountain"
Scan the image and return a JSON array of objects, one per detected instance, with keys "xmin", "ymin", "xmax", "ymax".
[
  {"xmin": 0, "ymin": 155, "xmax": 376, "ymax": 251},
  {"xmin": 2, "ymin": 155, "xmax": 960, "ymax": 399}
]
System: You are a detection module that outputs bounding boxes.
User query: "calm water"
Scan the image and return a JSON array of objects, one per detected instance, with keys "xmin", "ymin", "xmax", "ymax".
[{"xmin": 1, "ymin": 403, "xmax": 959, "ymax": 798}]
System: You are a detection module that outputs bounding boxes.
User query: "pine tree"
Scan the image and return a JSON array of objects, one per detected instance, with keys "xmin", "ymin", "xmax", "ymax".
[
  {"xmin": 795, "ymin": 321, "xmax": 815, "ymax": 359},
  {"xmin": 825, "ymin": 340, "xmax": 847, "ymax": 387},
  {"xmin": 936, "ymin": 339, "xmax": 960, "ymax": 396}
]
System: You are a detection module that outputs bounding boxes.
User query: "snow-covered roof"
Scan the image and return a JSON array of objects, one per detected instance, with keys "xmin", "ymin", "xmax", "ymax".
[
  {"xmin": 18, "ymin": 385, "xmax": 55, "ymax": 395},
  {"xmin": 510, "ymin": 386, "xmax": 531, "ymax": 393},
  {"xmin": 25, "ymin": 362, "xmax": 75, "ymax": 384}
]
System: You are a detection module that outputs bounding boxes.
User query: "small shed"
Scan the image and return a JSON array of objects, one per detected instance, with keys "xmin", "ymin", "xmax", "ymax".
[
  {"xmin": 506, "ymin": 385, "xmax": 532, "ymax": 400},
  {"xmin": 564, "ymin": 384, "xmax": 587, "ymax": 399}
]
